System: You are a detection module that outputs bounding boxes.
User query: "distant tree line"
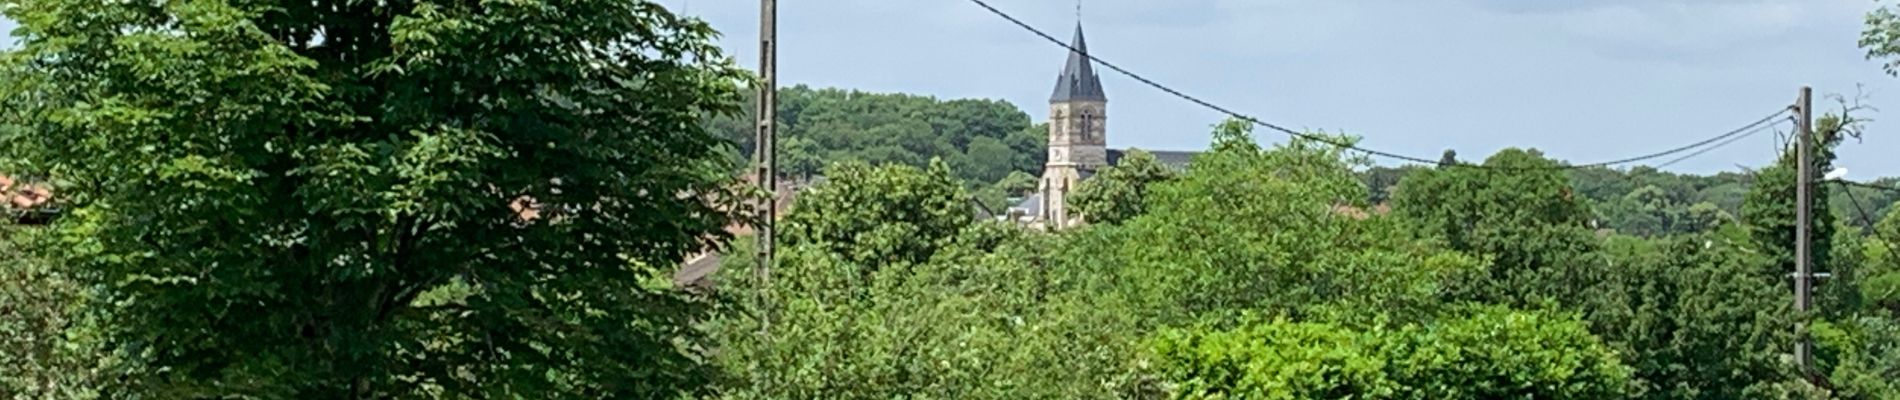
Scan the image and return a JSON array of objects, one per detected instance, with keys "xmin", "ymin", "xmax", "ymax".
[
  {"xmin": 710, "ymin": 85, "xmax": 1049, "ymax": 210},
  {"xmin": 1365, "ymin": 162, "xmax": 1898, "ymax": 238}
]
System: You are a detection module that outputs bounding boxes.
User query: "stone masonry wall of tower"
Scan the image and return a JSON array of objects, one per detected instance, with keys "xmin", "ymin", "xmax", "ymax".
[{"xmin": 1038, "ymin": 22, "xmax": 1107, "ymax": 228}]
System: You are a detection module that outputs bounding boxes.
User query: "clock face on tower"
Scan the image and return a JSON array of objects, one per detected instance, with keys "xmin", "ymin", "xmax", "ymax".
[{"xmin": 1051, "ymin": 148, "xmax": 1066, "ymax": 163}]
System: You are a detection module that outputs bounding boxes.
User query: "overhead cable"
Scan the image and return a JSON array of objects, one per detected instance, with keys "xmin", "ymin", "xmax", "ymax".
[
  {"xmin": 967, "ymin": 0, "xmax": 1794, "ymax": 171},
  {"xmin": 1836, "ymin": 181, "xmax": 1900, "ymax": 261},
  {"xmin": 1655, "ymin": 117, "xmax": 1793, "ymax": 169}
]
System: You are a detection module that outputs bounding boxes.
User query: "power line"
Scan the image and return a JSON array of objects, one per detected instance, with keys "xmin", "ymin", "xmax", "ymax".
[
  {"xmin": 1840, "ymin": 179, "xmax": 1900, "ymax": 194},
  {"xmin": 966, "ymin": 0, "xmax": 1793, "ymax": 171},
  {"xmin": 1654, "ymin": 117, "xmax": 1793, "ymax": 169},
  {"xmin": 1836, "ymin": 181, "xmax": 1900, "ymax": 262}
]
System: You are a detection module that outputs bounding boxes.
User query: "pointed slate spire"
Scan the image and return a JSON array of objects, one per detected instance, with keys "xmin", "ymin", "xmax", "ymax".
[{"xmin": 1050, "ymin": 24, "xmax": 1107, "ymax": 103}]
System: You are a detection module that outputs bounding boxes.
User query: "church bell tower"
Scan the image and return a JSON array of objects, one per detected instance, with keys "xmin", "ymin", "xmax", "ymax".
[{"xmin": 1039, "ymin": 23, "xmax": 1108, "ymax": 228}]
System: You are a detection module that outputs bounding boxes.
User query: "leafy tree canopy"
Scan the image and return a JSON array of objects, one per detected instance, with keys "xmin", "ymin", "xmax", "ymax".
[
  {"xmin": 1, "ymin": 0, "xmax": 746, "ymax": 396},
  {"xmin": 1149, "ymin": 307, "xmax": 1631, "ymax": 400},
  {"xmin": 1069, "ymin": 149, "xmax": 1177, "ymax": 225},
  {"xmin": 713, "ymin": 85, "xmax": 1046, "ymax": 187},
  {"xmin": 1390, "ymin": 148, "xmax": 1604, "ymax": 307}
]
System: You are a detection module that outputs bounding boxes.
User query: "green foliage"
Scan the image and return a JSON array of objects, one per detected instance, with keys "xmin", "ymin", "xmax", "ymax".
[
  {"xmin": 1830, "ymin": 180, "xmax": 1900, "ymax": 232},
  {"xmin": 711, "ymin": 242, "xmax": 1154, "ymax": 399},
  {"xmin": 781, "ymin": 160, "xmax": 973, "ymax": 268},
  {"xmin": 0, "ymin": 226, "xmax": 100, "ymax": 399},
  {"xmin": 710, "ymin": 120, "xmax": 1499, "ymax": 399},
  {"xmin": 993, "ymin": 170, "xmax": 1040, "ymax": 197},
  {"xmin": 1742, "ymin": 115, "xmax": 1856, "ymax": 315},
  {"xmin": 1361, "ymin": 165, "xmax": 1425, "ymax": 204},
  {"xmin": 1589, "ymin": 228, "xmax": 1799, "ymax": 398},
  {"xmin": 1383, "ymin": 307, "xmax": 1631, "ymax": 399},
  {"xmin": 1060, "ymin": 119, "xmax": 1480, "ymax": 327},
  {"xmin": 714, "ymin": 86, "xmax": 1045, "ymax": 187},
  {"xmin": 960, "ymin": 136, "xmax": 1018, "ymax": 184},
  {"xmin": 1744, "ymin": 146, "xmax": 1836, "ymax": 279},
  {"xmin": 1, "ymin": 0, "xmax": 743, "ymax": 396},
  {"xmin": 1569, "ymin": 166, "xmax": 1768, "ymax": 235},
  {"xmin": 709, "ymin": 162, "xmax": 1152, "ymax": 399},
  {"xmin": 1150, "ymin": 307, "xmax": 1631, "ymax": 399},
  {"xmin": 1069, "ymin": 149, "xmax": 1177, "ymax": 225},
  {"xmin": 1865, "ymin": 208, "xmax": 1900, "ymax": 317},
  {"xmin": 1865, "ymin": 0, "xmax": 1900, "ymax": 76},
  {"xmin": 1149, "ymin": 319, "xmax": 1396, "ymax": 399},
  {"xmin": 1391, "ymin": 148, "xmax": 1604, "ymax": 307},
  {"xmin": 782, "ymin": 136, "xmax": 825, "ymax": 182},
  {"xmin": 1597, "ymin": 185, "xmax": 1728, "ymax": 237},
  {"xmin": 1815, "ymin": 317, "xmax": 1900, "ymax": 399},
  {"xmin": 970, "ymin": 161, "xmax": 1041, "ymax": 214}
]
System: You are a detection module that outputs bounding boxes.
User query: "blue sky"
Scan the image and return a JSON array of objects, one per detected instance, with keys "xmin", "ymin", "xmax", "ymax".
[
  {"xmin": 7, "ymin": 0, "xmax": 1899, "ymax": 175},
  {"xmin": 676, "ymin": 0, "xmax": 1900, "ymax": 176}
]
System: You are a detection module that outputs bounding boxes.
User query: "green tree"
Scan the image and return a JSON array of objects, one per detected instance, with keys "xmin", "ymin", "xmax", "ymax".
[
  {"xmin": 1058, "ymin": 119, "xmax": 1479, "ymax": 327},
  {"xmin": 1068, "ymin": 149, "xmax": 1177, "ymax": 225},
  {"xmin": 0, "ymin": 226, "xmax": 99, "ymax": 398},
  {"xmin": 1831, "ymin": 184, "xmax": 1900, "ymax": 232},
  {"xmin": 971, "ymin": 170, "xmax": 1040, "ymax": 217},
  {"xmin": 993, "ymin": 170, "xmax": 1039, "ymax": 198},
  {"xmin": 1815, "ymin": 317, "xmax": 1900, "ymax": 399},
  {"xmin": 1597, "ymin": 184, "xmax": 1729, "ymax": 237},
  {"xmin": 709, "ymin": 86, "xmax": 1044, "ymax": 188},
  {"xmin": 1362, "ymin": 165, "xmax": 1424, "ymax": 205},
  {"xmin": 1006, "ymin": 123, "xmax": 1049, "ymax": 177},
  {"xmin": 1149, "ymin": 307, "xmax": 1631, "ymax": 400},
  {"xmin": 1589, "ymin": 229, "xmax": 1800, "ymax": 398},
  {"xmin": 1148, "ymin": 318, "xmax": 1398, "ymax": 399},
  {"xmin": 1382, "ymin": 307, "xmax": 1631, "ymax": 399},
  {"xmin": 709, "ymin": 163, "xmax": 1152, "ymax": 399},
  {"xmin": 780, "ymin": 160, "xmax": 972, "ymax": 269},
  {"xmin": 1865, "ymin": 0, "xmax": 1900, "ymax": 76},
  {"xmin": 961, "ymin": 136, "xmax": 1015, "ymax": 184},
  {"xmin": 1864, "ymin": 208, "xmax": 1900, "ymax": 317},
  {"xmin": 1742, "ymin": 115, "xmax": 1855, "ymax": 314},
  {"xmin": 1, "ymin": 0, "xmax": 744, "ymax": 396},
  {"xmin": 1390, "ymin": 148, "xmax": 1604, "ymax": 307},
  {"xmin": 781, "ymin": 136, "xmax": 826, "ymax": 182}
]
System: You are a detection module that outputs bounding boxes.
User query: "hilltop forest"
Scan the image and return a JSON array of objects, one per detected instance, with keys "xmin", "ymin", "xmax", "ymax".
[
  {"xmin": 4, "ymin": 0, "xmax": 1900, "ymax": 399},
  {"xmin": 710, "ymin": 86, "xmax": 1900, "ymax": 233}
]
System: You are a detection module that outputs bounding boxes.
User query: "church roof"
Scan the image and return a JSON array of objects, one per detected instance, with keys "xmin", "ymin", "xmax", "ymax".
[
  {"xmin": 1107, "ymin": 149, "xmax": 1198, "ymax": 170},
  {"xmin": 1050, "ymin": 24, "xmax": 1107, "ymax": 103},
  {"xmin": 1010, "ymin": 193, "xmax": 1044, "ymax": 217}
]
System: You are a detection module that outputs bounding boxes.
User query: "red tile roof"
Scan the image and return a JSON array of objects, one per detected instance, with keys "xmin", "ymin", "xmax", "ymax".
[
  {"xmin": 1, "ymin": 175, "xmax": 55, "ymax": 224},
  {"xmin": 673, "ymin": 179, "xmax": 804, "ymax": 288},
  {"xmin": 1, "ymin": 175, "xmax": 51, "ymax": 209}
]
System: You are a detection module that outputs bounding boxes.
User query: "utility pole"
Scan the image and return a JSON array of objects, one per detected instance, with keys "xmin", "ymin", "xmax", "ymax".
[
  {"xmin": 1794, "ymin": 86, "xmax": 1814, "ymax": 380},
  {"xmin": 754, "ymin": 0, "xmax": 777, "ymax": 334}
]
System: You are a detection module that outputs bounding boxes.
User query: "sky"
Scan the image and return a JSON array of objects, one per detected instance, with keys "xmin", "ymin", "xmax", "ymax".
[
  {"xmin": 5, "ymin": 0, "xmax": 1898, "ymax": 176},
  {"xmin": 674, "ymin": 0, "xmax": 1900, "ymax": 177}
]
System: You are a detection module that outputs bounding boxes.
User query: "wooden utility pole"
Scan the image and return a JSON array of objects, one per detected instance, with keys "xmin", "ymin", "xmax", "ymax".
[
  {"xmin": 754, "ymin": 0, "xmax": 778, "ymax": 334},
  {"xmin": 1794, "ymin": 86, "xmax": 1814, "ymax": 379}
]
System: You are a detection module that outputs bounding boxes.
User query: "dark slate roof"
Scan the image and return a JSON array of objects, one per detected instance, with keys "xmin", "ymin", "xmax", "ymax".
[
  {"xmin": 1107, "ymin": 149, "xmax": 1198, "ymax": 169},
  {"xmin": 1011, "ymin": 193, "xmax": 1044, "ymax": 217},
  {"xmin": 1050, "ymin": 24, "xmax": 1107, "ymax": 103}
]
